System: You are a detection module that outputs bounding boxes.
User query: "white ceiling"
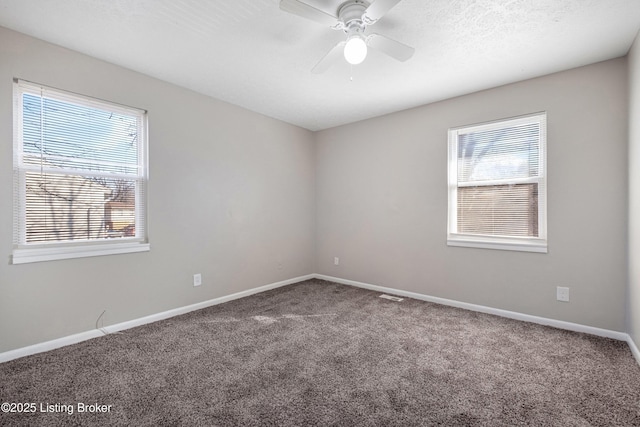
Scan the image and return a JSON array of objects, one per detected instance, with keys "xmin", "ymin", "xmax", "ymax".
[{"xmin": 0, "ymin": 0, "xmax": 639, "ymax": 131}]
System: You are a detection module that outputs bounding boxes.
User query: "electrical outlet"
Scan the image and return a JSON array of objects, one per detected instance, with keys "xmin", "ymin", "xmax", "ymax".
[
  {"xmin": 334, "ymin": 257, "xmax": 339, "ymax": 266},
  {"xmin": 193, "ymin": 273, "xmax": 202, "ymax": 287},
  {"xmin": 556, "ymin": 286, "xmax": 569, "ymax": 302}
]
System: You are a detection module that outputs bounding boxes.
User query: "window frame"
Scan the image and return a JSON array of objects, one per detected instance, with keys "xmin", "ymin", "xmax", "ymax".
[
  {"xmin": 12, "ymin": 80, "xmax": 150, "ymax": 264},
  {"xmin": 447, "ymin": 112, "xmax": 547, "ymax": 253}
]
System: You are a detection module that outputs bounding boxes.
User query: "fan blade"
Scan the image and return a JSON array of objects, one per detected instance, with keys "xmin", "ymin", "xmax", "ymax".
[
  {"xmin": 367, "ymin": 33, "xmax": 414, "ymax": 62},
  {"xmin": 279, "ymin": 0, "xmax": 338, "ymax": 27},
  {"xmin": 362, "ymin": 0, "xmax": 402, "ymax": 24},
  {"xmin": 312, "ymin": 41, "xmax": 346, "ymax": 74}
]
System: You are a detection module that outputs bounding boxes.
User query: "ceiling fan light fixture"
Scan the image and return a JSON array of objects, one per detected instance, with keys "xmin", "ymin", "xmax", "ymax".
[
  {"xmin": 279, "ymin": 0, "xmax": 414, "ymax": 73},
  {"xmin": 344, "ymin": 35, "xmax": 367, "ymax": 65}
]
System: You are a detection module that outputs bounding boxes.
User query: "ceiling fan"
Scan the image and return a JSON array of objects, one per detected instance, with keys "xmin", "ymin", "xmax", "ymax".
[{"xmin": 279, "ymin": 0, "xmax": 415, "ymax": 73}]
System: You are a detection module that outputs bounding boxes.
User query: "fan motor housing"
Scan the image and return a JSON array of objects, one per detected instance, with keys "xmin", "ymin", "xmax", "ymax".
[{"xmin": 338, "ymin": 1, "xmax": 368, "ymax": 26}]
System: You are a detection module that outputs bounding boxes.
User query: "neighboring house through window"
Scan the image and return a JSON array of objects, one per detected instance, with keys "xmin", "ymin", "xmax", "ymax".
[
  {"xmin": 12, "ymin": 80, "xmax": 149, "ymax": 264},
  {"xmin": 447, "ymin": 113, "xmax": 547, "ymax": 253}
]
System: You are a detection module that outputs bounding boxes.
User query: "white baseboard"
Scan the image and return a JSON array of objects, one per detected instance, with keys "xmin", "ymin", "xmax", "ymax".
[
  {"xmin": 0, "ymin": 274, "xmax": 314, "ymax": 364},
  {"xmin": 628, "ymin": 335, "xmax": 640, "ymax": 366},
  {"xmin": 314, "ymin": 274, "xmax": 629, "ymax": 342},
  {"xmin": 0, "ymin": 329, "xmax": 105, "ymax": 365}
]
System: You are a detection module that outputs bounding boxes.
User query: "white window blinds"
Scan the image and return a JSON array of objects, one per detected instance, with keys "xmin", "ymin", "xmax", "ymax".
[
  {"xmin": 13, "ymin": 80, "xmax": 149, "ymax": 263},
  {"xmin": 447, "ymin": 113, "xmax": 547, "ymax": 253}
]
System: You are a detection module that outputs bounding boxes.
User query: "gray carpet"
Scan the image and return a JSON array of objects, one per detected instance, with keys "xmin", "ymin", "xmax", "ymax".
[{"xmin": 1, "ymin": 279, "xmax": 639, "ymax": 426}]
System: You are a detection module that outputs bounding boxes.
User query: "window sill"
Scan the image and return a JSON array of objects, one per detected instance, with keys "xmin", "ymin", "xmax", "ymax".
[
  {"xmin": 12, "ymin": 241, "xmax": 150, "ymax": 264},
  {"xmin": 447, "ymin": 234, "xmax": 547, "ymax": 253}
]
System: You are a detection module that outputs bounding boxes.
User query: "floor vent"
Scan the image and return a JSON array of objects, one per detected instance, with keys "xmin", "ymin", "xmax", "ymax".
[{"xmin": 379, "ymin": 294, "xmax": 403, "ymax": 302}]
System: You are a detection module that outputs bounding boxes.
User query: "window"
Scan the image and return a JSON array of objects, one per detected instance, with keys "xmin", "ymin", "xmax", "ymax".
[
  {"xmin": 447, "ymin": 113, "xmax": 547, "ymax": 253},
  {"xmin": 12, "ymin": 80, "xmax": 149, "ymax": 264}
]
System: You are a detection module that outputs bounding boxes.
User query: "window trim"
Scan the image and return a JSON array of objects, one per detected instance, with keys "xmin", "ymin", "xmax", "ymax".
[
  {"xmin": 12, "ymin": 79, "xmax": 150, "ymax": 264},
  {"xmin": 12, "ymin": 241, "xmax": 151, "ymax": 265},
  {"xmin": 447, "ymin": 112, "xmax": 547, "ymax": 253}
]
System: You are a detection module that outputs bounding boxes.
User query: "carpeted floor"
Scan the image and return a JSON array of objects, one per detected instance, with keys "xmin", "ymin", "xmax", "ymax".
[{"xmin": 1, "ymin": 279, "xmax": 639, "ymax": 426}]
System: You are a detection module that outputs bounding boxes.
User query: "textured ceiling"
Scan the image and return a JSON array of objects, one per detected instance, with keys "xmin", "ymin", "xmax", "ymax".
[{"xmin": 0, "ymin": 0, "xmax": 639, "ymax": 131}]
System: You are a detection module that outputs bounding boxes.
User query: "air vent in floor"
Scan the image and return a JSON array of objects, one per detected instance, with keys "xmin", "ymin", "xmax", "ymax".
[{"xmin": 379, "ymin": 294, "xmax": 403, "ymax": 302}]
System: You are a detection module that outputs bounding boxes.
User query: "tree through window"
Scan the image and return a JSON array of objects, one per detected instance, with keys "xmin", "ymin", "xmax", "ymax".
[
  {"xmin": 447, "ymin": 113, "xmax": 547, "ymax": 253},
  {"xmin": 13, "ymin": 80, "xmax": 149, "ymax": 263}
]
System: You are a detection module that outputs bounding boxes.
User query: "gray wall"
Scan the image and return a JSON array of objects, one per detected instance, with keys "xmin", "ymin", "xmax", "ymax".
[
  {"xmin": 316, "ymin": 58, "xmax": 628, "ymax": 331},
  {"xmin": 628, "ymin": 31, "xmax": 640, "ymax": 348},
  {"xmin": 0, "ymin": 27, "xmax": 316, "ymax": 353}
]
